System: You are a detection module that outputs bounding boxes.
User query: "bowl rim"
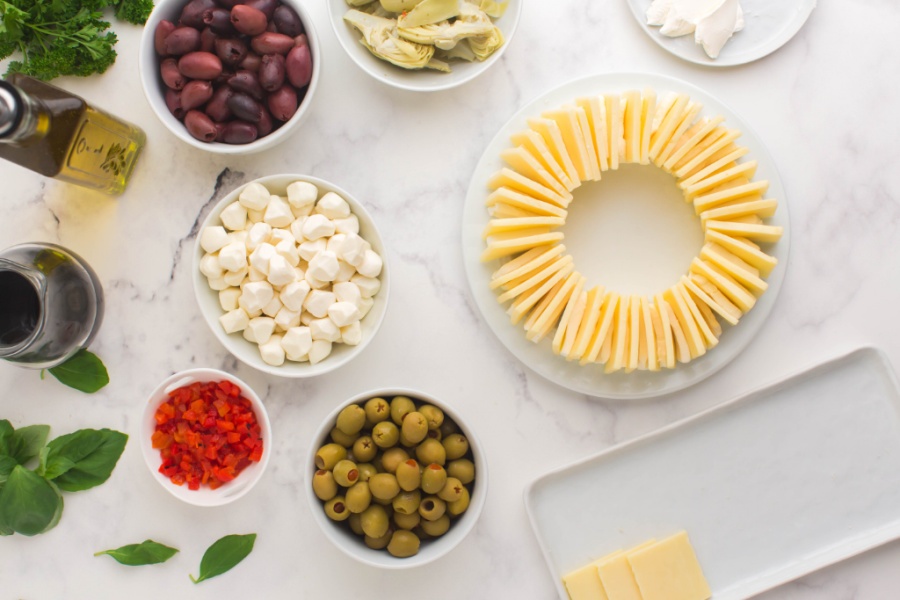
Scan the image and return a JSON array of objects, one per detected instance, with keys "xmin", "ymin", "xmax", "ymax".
[
  {"xmin": 140, "ymin": 368, "xmax": 272, "ymax": 507},
  {"xmin": 326, "ymin": 0, "xmax": 523, "ymax": 93},
  {"xmin": 305, "ymin": 387, "xmax": 488, "ymax": 569},
  {"xmin": 139, "ymin": 0, "xmax": 321, "ymax": 154},
  {"xmin": 191, "ymin": 174, "xmax": 391, "ymax": 378}
]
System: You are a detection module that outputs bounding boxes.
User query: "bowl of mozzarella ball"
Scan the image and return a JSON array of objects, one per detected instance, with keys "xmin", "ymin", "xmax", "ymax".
[
  {"xmin": 193, "ymin": 174, "xmax": 388, "ymax": 377},
  {"xmin": 307, "ymin": 389, "xmax": 486, "ymax": 568}
]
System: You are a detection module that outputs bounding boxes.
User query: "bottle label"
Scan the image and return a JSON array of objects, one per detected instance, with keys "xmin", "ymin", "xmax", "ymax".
[{"xmin": 65, "ymin": 118, "xmax": 137, "ymax": 181}]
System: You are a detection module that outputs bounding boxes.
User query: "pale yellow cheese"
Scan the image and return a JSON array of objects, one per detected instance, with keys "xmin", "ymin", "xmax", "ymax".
[
  {"xmin": 639, "ymin": 88, "xmax": 657, "ymax": 165},
  {"xmin": 671, "ymin": 127, "xmax": 728, "ymax": 175},
  {"xmin": 664, "ymin": 286, "xmax": 706, "ymax": 359},
  {"xmin": 575, "ymin": 105, "xmax": 603, "ymax": 180},
  {"xmin": 682, "ymin": 160, "xmax": 758, "ymax": 200},
  {"xmin": 626, "ymin": 294, "xmax": 641, "ymax": 372},
  {"xmin": 508, "ymin": 263, "xmax": 575, "ymax": 324},
  {"xmin": 483, "ymin": 216, "xmax": 566, "ymax": 239},
  {"xmin": 640, "ymin": 296, "xmax": 659, "ymax": 371},
  {"xmin": 621, "ymin": 90, "xmax": 642, "ymax": 164},
  {"xmin": 494, "ymin": 246, "xmax": 546, "ymax": 279},
  {"xmin": 686, "ymin": 274, "xmax": 742, "ymax": 324},
  {"xmin": 497, "ymin": 255, "xmax": 573, "ymax": 304},
  {"xmin": 486, "ymin": 187, "xmax": 568, "ymax": 218},
  {"xmin": 605, "ymin": 94, "xmax": 624, "ymax": 170},
  {"xmin": 605, "ymin": 295, "xmax": 630, "ymax": 373},
  {"xmin": 552, "ymin": 275, "xmax": 587, "ymax": 354},
  {"xmin": 656, "ymin": 101, "xmax": 702, "ymax": 166},
  {"xmin": 628, "ymin": 532, "xmax": 711, "ymax": 600},
  {"xmin": 581, "ymin": 291, "xmax": 619, "ymax": 365},
  {"xmin": 524, "ymin": 278, "xmax": 564, "ymax": 332},
  {"xmin": 704, "ymin": 219, "xmax": 784, "ymax": 243},
  {"xmin": 597, "ymin": 552, "xmax": 642, "ymax": 600},
  {"xmin": 700, "ymin": 244, "xmax": 768, "ymax": 295},
  {"xmin": 693, "ymin": 180, "xmax": 770, "ymax": 213},
  {"xmin": 676, "ymin": 282, "xmax": 719, "ymax": 349},
  {"xmin": 576, "ymin": 95, "xmax": 610, "ymax": 171},
  {"xmin": 663, "ymin": 116, "xmax": 725, "ymax": 172},
  {"xmin": 486, "ymin": 226, "xmax": 554, "ymax": 243},
  {"xmin": 563, "ymin": 562, "xmax": 609, "ymax": 600},
  {"xmin": 491, "ymin": 245, "xmax": 566, "ymax": 289},
  {"xmin": 689, "ymin": 258, "xmax": 756, "ymax": 313},
  {"xmin": 678, "ymin": 146, "xmax": 750, "ymax": 190},
  {"xmin": 649, "ymin": 296, "xmax": 669, "ymax": 369},
  {"xmin": 526, "ymin": 270, "xmax": 580, "ymax": 341},
  {"xmin": 662, "ymin": 299, "xmax": 691, "ymax": 363},
  {"xmin": 674, "ymin": 128, "xmax": 742, "ymax": 178},
  {"xmin": 510, "ymin": 130, "xmax": 576, "ymax": 192},
  {"xmin": 543, "ymin": 106, "xmax": 597, "ymax": 182},
  {"xmin": 699, "ymin": 199, "xmax": 777, "ymax": 226},
  {"xmin": 704, "ymin": 230, "xmax": 778, "ymax": 276},
  {"xmin": 559, "ymin": 289, "xmax": 589, "ymax": 359},
  {"xmin": 501, "ymin": 146, "xmax": 572, "ymax": 199},
  {"xmin": 528, "ymin": 117, "xmax": 581, "ymax": 188},
  {"xmin": 571, "ymin": 286, "xmax": 605, "ymax": 361},
  {"xmin": 487, "ymin": 167, "xmax": 570, "ymax": 207},
  {"xmin": 490, "ymin": 203, "xmax": 541, "ymax": 219},
  {"xmin": 649, "ymin": 93, "xmax": 688, "ymax": 161}
]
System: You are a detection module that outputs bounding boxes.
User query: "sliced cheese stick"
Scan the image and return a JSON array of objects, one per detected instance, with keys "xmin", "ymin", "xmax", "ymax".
[
  {"xmin": 664, "ymin": 286, "xmax": 706, "ymax": 359},
  {"xmin": 481, "ymin": 232, "xmax": 565, "ymax": 262},
  {"xmin": 682, "ymin": 160, "xmax": 758, "ymax": 200},
  {"xmin": 663, "ymin": 116, "xmax": 726, "ymax": 172},
  {"xmin": 676, "ymin": 281, "xmax": 719, "ymax": 349},
  {"xmin": 679, "ymin": 143, "xmax": 742, "ymax": 181},
  {"xmin": 524, "ymin": 278, "xmax": 565, "ymax": 332},
  {"xmin": 704, "ymin": 219, "xmax": 783, "ymax": 243},
  {"xmin": 508, "ymin": 263, "xmax": 575, "ymax": 325},
  {"xmin": 598, "ymin": 316, "xmax": 615, "ymax": 365},
  {"xmin": 486, "ymin": 187, "xmax": 568, "ymax": 218},
  {"xmin": 483, "ymin": 216, "xmax": 566, "ymax": 239},
  {"xmin": 685, "ymin": 273, "xmax": 742, "ymax": 324},
  {"xmin": 571, "ymin": 286, "xmax": 605, "ymax": 361},
  {"xmin": 653, "ymin": 293, "xmax": 676, "ymax": 368},
  {"xmin": 656, "ymin": 101, "xmax": 703, "ymax": 166},
  {"xmin": 497, "ymin": 255, "xmax": 573, "ymax": 304},
  {"xmin": 626, "ymin": 294, "xmax": 642, "ymax": 372},
  {"xmin": 494, "ymin": 246, "xmax": 546, "ymax": 279},
  {"xmin": 647, "ymin": 296, "xmax": 666, "ymax": 370},
  {"xmin": 574, "ymin": 106, "xmax": 602, "ymax": 180},
  {"xmin": 621, "ymin": 89, "xmax": 642, "ymax": 164},
  {"xmin": 682, "ymin": 280, "xmax": 723, "ymax": 337},
  {"xmin": 486, "ymin": 226, "xmax": 553, "ymax": 242},
  {"xmin": 678, "ymin": 147, "xmax": 750, "ymax": 190},
  {"xmin": 705, "ymin": 230, "xmax": 778, "ymax": 276},
  {"xmin": 500, "ymin": 146, "xmax": 572, "ymax": 198},
  {"xmin": 510, "ymin": 130, "xmax": 576, "ymax": 192},
  {"xmin": 605, "ymin": 94, "xmax": 625, "ymax": 170},
  {"xmin": 662, "ymin": 299, "xmax": 691, "ymax": 364},
  {"xmin": 491, "ymin": 245, "xmax": 566, "ymax": 288},
  {"xmin": 490, "ymin": 203, "xmax": 541, "ymax": 219},
  {"xmin": 604, "ymin": 294, "xmax": 630, "ymax": 373},
  {"xmin": 543, "ymin": 107, "xmax": 597, "ymax": 182},
  {"xmin": 528, "ymin": 117, "xmax": 581, "ymax": 188},
  {"xmin": 581, "ymin": 291, "xmax": 619, "ymax": 365},
  {"xmin": 690, "ymin": 258, "xmax": 757, "ymax": 312},
  {"xmin": 727, "ymin": 214, "xmax": 764, "ymax": 225},
  {"xmin": 526, "ymin": 270, "xmax": 580, "ymax": 342},
  {"xmin": 638, "ymin": 296, "xmax": 658, "ymax": 371},
  {"xmin": 700, "ymin": 199, "xmax": 777, "ymax": 225},
  {"xmin": 487, "ymin": 168, "xmax": 570, "ymax": 207},
  {"xmin": 693, "ymin": 180, "xmax": 770, "ymax": 213},
  {"xmin": 552, "ymin": 275, "xmax": 587, "ymax": 355},
  {"xmin": 576, "ymin": 96, "xmax": 610, "ymax": 171},
  {"xmin": 639, "ymin": 88, "xmax": 657, "ymax": 165},
  {"xmin": 649, "ymin": 93, "xmax": 689, "ymax": 160},
  {"xmin": 674, "ymin": 129, "xmax": 742, "ymax": 179},
  {"xmin": 559, "ymin": 289, "xmax": 589, "ymax": 359},
  {"xmin": 700, "ymin": 244, "xmax": 768, "ymax": 295}
]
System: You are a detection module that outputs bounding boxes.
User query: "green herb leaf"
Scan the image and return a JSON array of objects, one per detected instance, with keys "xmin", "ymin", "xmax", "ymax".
[
  {"xmin": 0, "ymin": 420, "xmax": 12, "ymax": 454},
  {"xmin": 3, "ymin": 425, "xmax": 50, "ymax": 466},
  {"xmin": 47, "ymin": 349, "xmax": 109, "ymax": 393},
  {"xmin": 36, "ymin": 428, "xmax": 127, "ymax": 492},
  {"xmin": 95, "ymin": 539, "xmax": 179, "ymax": 566},
  {"xmin": 0, "ymin": 465, "xmax": 64, "ymax": 536},
  {"xmin": 0, "ymin": 456, "xmax": 16, "ymax": 489},
  {"xmin": 190, "ymin": 534, "xmax": 257, "ymax": 584}
]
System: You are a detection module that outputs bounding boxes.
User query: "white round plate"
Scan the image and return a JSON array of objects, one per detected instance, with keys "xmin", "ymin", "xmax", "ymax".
[
  {"xmin": 461, "ymin": 72, "xmax": 790, "ymax": 400},
  {"xmin": 625, "ymin": 0, "xmax": 817, "ymax": 67}
]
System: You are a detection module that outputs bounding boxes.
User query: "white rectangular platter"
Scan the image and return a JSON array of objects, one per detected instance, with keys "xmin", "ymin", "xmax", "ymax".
[{"xmin": 525, "ymin": 347, "xmax": 900, "ymax": 599}]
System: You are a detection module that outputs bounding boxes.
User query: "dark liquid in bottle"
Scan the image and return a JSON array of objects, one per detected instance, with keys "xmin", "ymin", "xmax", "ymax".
[{"xmin": 0, "ymin": 271, "xmax": 40, "ymax": 346}]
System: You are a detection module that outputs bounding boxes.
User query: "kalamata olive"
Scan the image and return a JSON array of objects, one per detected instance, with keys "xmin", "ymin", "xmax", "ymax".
[
  {"xmin": 266, "ymin": 20, "xmax": 277, "ymax": 33},
  {"xmin": 184, "ymin": 109, "xmax": 218, "ymax": 142},
  {"xmin": 267, "ymin": 85, "xmax": 297, "ymax": 122},
  {"xmin": 228, "ymin": 70, "xmax": 264, "ymax": 99},
  {"xmin": 160, "ymin": 58, "xmax": 186, "ymax": 90},
  {"xmin": 251, "ymin": 32, "xmax": 294, "ymax": 55},
  {"xmin": 245, "ymin": 0, "xmax": 277, "ymax": 19},
  {"xmin": 181, "ymin": 80, "xmax": 214, "ymax": 111},
  {"xmin": 239, "ymin": 51, "xmax": 261, "ymax": 72},
  {"xmin": 294, "ymin": 33, "xmax": 308, "ymax": 48},
  {"xmin": 199, "ymin": 26, "xmax": 218, "ymax": 53},
  {"xmin": 273, "ymin": 5, "xmax": 304, "ymax": 37},
  {"xmin": 214, "ymin": 0, "xmax": 242, "ymax": 7},
  {"xmin": 258, "ymin": 54, "xmax": 285, "ymax": 92},
  {"xmin": 203, "ymin": 7, "xmax": 234, "ymax": 35},
  {"xmin": 215, "ymin": 67, "xmax": 235, "ymax": 85},
  {"xmin": 220, "ymin": 121, "xmax": 258, "ymax": 144},
  {"xmin": 178, "ymin": 51, "xmax": 223, "ymax": 80},
  {"xmin": 205, "ymin": 85, "xmax": 234, "ymax": 121},
  {"xmin": 215, "ymin": 121, "xmax": 228, "ymax": 142},
  {"xmin": 164, "ymin": 26, "xmax": 201, "ymax": 56},
  {"xmin": 226, "ymin": 92, "xmax": 263, "ymax": 122},
  {"xmin": 285, "ymin": 44, "xmax": 311, "ymax": 88},
  {"xmin": 165, "ymin": 89, "xmax": 185, "ymax": 119},
  {"xmin": 256, "ymin": 106, "xmax": 274, "ymax": 137},
  {"xmin": 179, "ymin": 0, "xmax": 217, "ymax": 28},
  {"xmin": 155, "ymin": 20, "xmax": 176, "ymax": 56},
  {"xmin": 230, "ymin": 5, "xmax": 268, "ymax": 36},
  {"xmin": 215, "ymin": 38, "xmax": 248, "ymax": 67}
]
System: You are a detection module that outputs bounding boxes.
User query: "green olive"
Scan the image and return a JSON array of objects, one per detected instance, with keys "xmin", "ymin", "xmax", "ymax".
[
  {"xmin": 390, "ymin": 396, "xmax": 416, "ymax": 426},
  {"xmin": 400, "ymin": 411, "xmax": 428, "ymax": 445},
  {"xmin": 324, "ymin": 496, "xmax": 350, "ymax": 521},
  {"xmin": 312, "ymin": 469, "xmax": 338, "ymax": 501},
  {"xmin": 447, "ymin": 458, "xmax": 475, "ymax": 484},
  {"xmin": 387, "ymin": 530, "xmax": 420, "ymax": 558},
  {"xmin": 329, "ymin": 426, "xmax": 359, "ymax": 448},
  {"xmin": 395, "ymin": 459, "xmax": 422, "ymax": 492},
  {"xmin": 315, "ymin": 443, "xmax": 347, "ymax": 471},
  {"xmin": 333, "ymin": 459, "xmax": 359, "ymax": 487},
  {"xmin": 368, "ymin": 472, "xmax": 400, "ymax": 500},
  {"xmin": 419, "ymin": 514, "xmax": 450, "ymax": 537},
  {"xmin": 421, "ymin": 463, "xmax": 447, "ymax": 494},
  {"xmin": 418, "ymin": 496, "xmax": 446, "ymax": 521},
  {"xmin": 393, "ymin": 511, "xmax": 420, "ymax": 530},
  {"xmin": 392, "ymin": 489, "xmax": 421, "ymax": 515},
  {"xmin": 381, "ymin": 447, "xmax": 409, "ymax": 474},
  {"xmin": 418, "ymin": 404, "xmax": 444, "ymax": 431},
  {"xmin": 442, "ymin": 433, "xmax": 469, "ymax": 461},
  {"xmin": 336, "ymin": 404, "xmax": 366, "ymax": 436},
  {"xmin": 439, "ymin": 418, "xmax": 459, "ymax": 439},
  {"xmin": 348, "ymin": 512, "xmax": 364, "ymax": 535},
  {"xmin": 360, "ymin": 504, "xmax": 390, "ymax": 539},
  {"xmin": 352, "ymin": 436, "xmax": 377, "ymax": 463},
  {"xmin": 415, "ymin": 438, "xmax": 446, "ymax": 466},
  {"xmin": 345, "ymin": 481, "xmax": 372, "ymax": 513},
  {"xmin": 399, "ymin": 432, "xmax": 418, "ymax": 448},
  {"xmin": 448, "ymin": 486, "xmax": 470, "ymax": 516},
  {"xmin": 364, "ymin": 527, "xmax": 393, "ymax": 550},
  {"xmin": 372, "ymin": 421, "xmax": 399, "ymax": 448},
  {"xmin": 426, "ymin": 429, "xmax": 442, "ymax": 442},
  {"xmin": 365, "ymin": 397, "xmax": 391, "ymax": 424},
  {"xmin": 437, "ymin": 477, "xmax": 465, "ymax": 502},
  {"xmin": 372, "ymin": 495, "xmax": 393, "ymax": 506},
  {"xmin": 357, "ymin": 462, "xmax": 378, "ymax": 482}
]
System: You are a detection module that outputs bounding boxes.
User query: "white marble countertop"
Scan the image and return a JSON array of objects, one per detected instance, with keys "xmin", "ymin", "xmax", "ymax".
[{"xmin": 2, "ymin": 0, "xmax": 900, "ymax": 598}]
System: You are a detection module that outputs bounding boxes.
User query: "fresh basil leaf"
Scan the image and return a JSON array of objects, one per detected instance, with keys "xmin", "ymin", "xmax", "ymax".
[
  {"xmin": 190, "ymin": 533, "xmax": 257, "ymax": 584},
  {"xmin": 36, "ymin": 429, "xmax": 127, "ymax": 492},
  {"xmin": 0, "ymin": 456, "xmax": 16, "ymax": 489},
  {"xmin": 0, "ymin": 465, "xmax": 64, "ymax": 536},
  {"xmin": 0, "ymin": 420, "xmax": 12, "ymax": 455},
  {"xmin": 95, "ymin": 540, "xmax": 180, "ymax": 566},
  {"xmin": 4, "ymin": 424, "xmax": 50, "ymax": 466},
  {"xmin": 47, "ymin": 349, "xmax": 109, "ymax": 393}
]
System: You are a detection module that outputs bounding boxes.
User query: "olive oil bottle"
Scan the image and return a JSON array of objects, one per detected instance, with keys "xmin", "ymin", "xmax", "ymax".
[{"xmin": 0, "ymin": 74, "xmax": 145, "ymax": 195}]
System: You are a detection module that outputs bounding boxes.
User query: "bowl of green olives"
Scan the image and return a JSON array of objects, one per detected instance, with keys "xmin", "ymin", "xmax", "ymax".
[{"xmin": 307, "ymin": 389, "xmax": 486, "ymax": 568}]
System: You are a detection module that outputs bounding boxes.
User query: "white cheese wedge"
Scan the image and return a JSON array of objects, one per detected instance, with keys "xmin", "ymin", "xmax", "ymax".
[
  {"xmin": 626, "ymin": 294, "xmax": 642, "ymax": 372},
  {"xmin": 571, "ymin": 286, "xmax": 605, "ymax": 361},
  {"xmin": 704, "ymin": 219, "xmax": 783, "ymax": 243},
  {"xmin": 510, "ymin": 130, "xmax": 577, "ymax": 193},
  {"xmin": 581, "ymin": 291, "xmax": 619, "ymax": 365},
  {"xmin": 700, "ymin": 244, "xmax": 767, "ymax": 295},
  {"xmin": 676, "ymin": 281, "xmax": 719, "ymax": 349},
  {"xmin": 686, "ymin": 273, "xmax": 742, "ymax": 324},
  {"xmin": 543, "ymin": 106, "xmax": 598, "ymax": 182},
  {"xmin": 681, "ymin": 280, "xmax": 723, "ymax": 338},
  {"xmin": 648, "ymin": 296, "xmax": 669, "ymax": 369},
  {"xmin": 699, "ymin": 199, "xmax": 776, "ymax": 225},
  {"xmin": 680, "ymin": 142, "xmax": 742, "ymax": 181},
  {"xmin": 656, "ymin": 101, "xmax": 702, "ymax": 166},
  {"xmin": 497, "ymin": 255, "xmax": 574, "ymax": 304},
  {"xmin": 678, "ymin": 147, "xmax": 750, "ymax": 190},
  {"xmin": 526, "ymin": 271, "xmax": 580, "ymax": 342},
  {"xmin": 509, "ymin": 263, "xmax": 575, "ymax": 325},
  {"xmin": 486, "ymin": 187, "xmax": 568, "ymax": 218},
  {"xmin": 693, "ymin": 180, "xmax": 769, "ymax": 213},
  {"xmin": 621, "ymin": 90, "xmax": 642, "ymax": 164},
  {"xmin": 705, "ymin": 230, "xmax": 778, "ymax": 276},
  {"xmin": 663, "ymin": 116, "xmax": 725, "ymax": 172},
  {"xmin": 501, "ymin": 146, "xmax": 572, "ymax": 199},
  {"xmin": 481, "ymin": 232, "xmax": 564, "ymax": 262},
  {"xmin": 576, "ymin": 96, "xmax": 610, "ymax": 171},
  {"xmin": 524, "ymin": 278, "xmax": 565, "ymax": 333},
  {"xmin": 674, "ymin": 128, "xmax": 742, "ymax": 178},
  {"xmin": 664, "ymin": 286, "xmax": 706, "ymax": 359},
  {"xmin": 649, "ymin": 93, "xmax": 689, "ymax": 161},
  {"xmin": 559, "ymin": 289, "xmax": 589, "ymax": 359},
  {"xmin": 628, "ymin": 532, "xmax": 711, "ymax": 600},
  {"xmin": 653, "ymin": 293, "xmax": 676, "ymax": 368},
  {"xmin": 686, "ymin": 160, "xmax": 759, "ymax": 200},
  {"xmin": 487, "ymin": 168, "xmax": 570, "ymax": 207},
  {"xmin": 690, "ymin": 258, "xmax": 756, "ymax": 312},
  {"xmin": 528, "ymin": 117, "xmax": 582, "ymax": 188},
  {"xmin": 490, "ymin": 203, "xmax": 539, "ymax": 219},
  {"xmin": 639, "ymin": 88, "xmax": 657, "ymax": 165},
  {"xmin": 575, "ymin": 106, "xmax": 603, "ymax": 180},
  {"xmin": 605, "ymin": 295, "xmax": 630, "ymax": 373},
  {"xmin": 494, "ymin": 246, "xmax": 550, "ymax": 278},
  {"xmin": 663, "ymin": 299, "xmax": 692, "ymax": 364},
  {"xmin": 491, "ymin": 245, "xmax": 567, "ymax": 289},
  {"xmin": 552, "ymin": 275, "xmax": 587, "ymax": 355},
  {"xmin": 605, "ymin": 94, "xmax": 625, "ymax": 170},
  {"xmin": 483, "ymin": 216, "xmax": 566, "ymax": 239},
  {"xmin": 640, "ymin": 295, "xmax": 659, "ymax": 371}
]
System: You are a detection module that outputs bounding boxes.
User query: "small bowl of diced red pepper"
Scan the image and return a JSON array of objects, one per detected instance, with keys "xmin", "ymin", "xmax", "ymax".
[{"xmin": 141, "ymin": 368, "xmax": 271, "ymax": 506}]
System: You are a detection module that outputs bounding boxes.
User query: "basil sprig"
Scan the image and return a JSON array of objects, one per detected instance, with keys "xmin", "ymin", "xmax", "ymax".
[
  {"xmin": 95, "ymin": 540, "xmax": 180, "ymax": 566},
  {"xmin": 191, "ymin": 534, "xmax": 257, "ymax": 584},
  {"xmin": 37, "ymin": 429, "xmax": 128, "ymax": 492},
  {"xmin": 45, "ymin": 349, "xmax": 110, "ymax": 393}
]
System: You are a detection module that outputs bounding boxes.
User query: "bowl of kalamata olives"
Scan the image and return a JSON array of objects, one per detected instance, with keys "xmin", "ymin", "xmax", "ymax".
[
  {"xmin": 140, "ymin": 0, "xmax": 319, "ymax": 153},
  {"xmin": 307, "ymin": 389, "xmax": 487, "ymax": 568}
]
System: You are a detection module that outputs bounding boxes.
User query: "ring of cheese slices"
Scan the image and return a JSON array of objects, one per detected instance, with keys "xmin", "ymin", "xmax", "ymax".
[{"xmin": 481, "ymin": 89, "xmax": 783, "ymax": 372}]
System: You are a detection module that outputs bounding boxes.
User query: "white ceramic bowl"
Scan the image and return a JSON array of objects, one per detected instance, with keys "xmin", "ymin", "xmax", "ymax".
[
  {"xmin": 306, "ymin": 388, "xmax": 488, "ymax": 568},
  {"xmin": 327, "ymin": 0, "xmax": 522, "ymax": 92},
  {"xmin": 140, "ymin": 368, "xmax": 272, "ymax": 506},
  {"xmin": 139, "ymin": 0, "xmax": 321, "ymax": 154},
  {"xmin": 193, "ymin": 174, "xmax": 390, "ymax": 377}
]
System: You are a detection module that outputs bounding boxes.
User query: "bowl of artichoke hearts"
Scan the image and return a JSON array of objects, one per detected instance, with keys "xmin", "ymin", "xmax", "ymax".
[{"xmin": 328, "ymin": 0, "xmax": 521, "ymax": 92}]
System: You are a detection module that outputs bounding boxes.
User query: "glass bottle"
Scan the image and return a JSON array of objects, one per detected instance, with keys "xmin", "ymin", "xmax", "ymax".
[{"xmin": 0, "ymin": 74, "xmax": 146, "ymax": 195}]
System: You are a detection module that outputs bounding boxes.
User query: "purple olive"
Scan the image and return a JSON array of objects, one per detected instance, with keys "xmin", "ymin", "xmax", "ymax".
[
  {"xmin": 214, "ymin": 38, "xmax": 248, "ymax": 67},
  {"xmin": 203, "ymin": 7, "xmax": 235, "ymax": 35},
  {"xmin": 226, "ymin": 92, "xmax": 263, "ymax": 122},
  {"xmin": 164, "ymin": 26, "xmax": 202, "ymax": 56},
  {"xmin": 165, "ymin": 89, "xmax": 185, "ymax": 119},
  {"xmin": 251, "ymin": 32, "xmax": 294, "ymax": 55},
  {"xmin": 239, "ymin": 51, "xmax": 262, "ymax": 72},
  {"xmin": 160, "ymin": 58, "xmax": 186, "ymax": 90},
  {"xmin": 245, "ymin": 0, "xmax": 277, "ymax": 19},
  {"xmin": 258, "ymin": 53, "xmax": 285, "ymax": 92},
  {"xmin": 178, "ymin": 51, "xmax": 223, "ymax": 80},
  {"xmin": 230, "ymin": 4, "xmax": 268, "ymax": 36},
  {"xmin": 200, "ymin": 26, "xmax": 218, "ymax": 53},
  {"xmin": 267, "ymin": 85, "xmax": 297, "ymax": 122},
  {"xmin": 273, "ymin": 5, "xmax": 304, "ymax": 37},
  {"xmin": 293, "ymin": 33, "xmax": 308, "ymax": 48},
  {"xmin": 181, "ymin": 80, "xmax": 214, "ymax": 111},
  {"xmin": 227, "ymin": 70, "xmax": 264, "ymax": 100},
  {"xmin": 155, "ymin": 20, "xmax": 176, "ymax": 56},
  {"xmin": 179, "ymin": 0, "xmax": 217, "ymax": 28},
  {"xmin": 205, "ymin": 85, "xmax": 234, "ymax": 121},
  {"xmin": 185, "ymin": 110, "xmax": 218, "ymax": 142},
  {"xmin": 285, "ymin": 44, "xmax": 311, "ymax": 88},
  {"xmin": 214, "ymin": 0, "xmax": 242, "ymax": 8},
  {"xmin": 220, "ymin": 121, "xmax": 259, "ymax": 144},
  {"xmin": 257, "ymin": 106, "xmax": 274, "ymax": 137}
]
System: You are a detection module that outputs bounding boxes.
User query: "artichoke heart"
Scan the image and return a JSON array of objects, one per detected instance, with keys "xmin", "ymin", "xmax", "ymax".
[
  {"xmin": 379, "ymin": 0, "xmax": 423, "ymax": 11},
  {"xmin": 398, "ymin": 19, "xmax": 494, "ymax": 50},
  {"xmin": 344, "ymin": 10, "xmax": 435, "ymax": 69},
  {"xmin": 397, "ymin": 0, "xmax": 461, "ymax": 28},
  {"xmin": 468, "ymin": 25, "xmax": 504, "ymax": 61},
  {"xmin": 435, "ymin": 39, "xmax": 477, "ymax": 62},
  {"xmin": 465, "ymin": 0, "xmax": 508, "ymax": 18},
  {"xmin": 346, "ymin": 0, "xmax": 377, "ymax": 7}
]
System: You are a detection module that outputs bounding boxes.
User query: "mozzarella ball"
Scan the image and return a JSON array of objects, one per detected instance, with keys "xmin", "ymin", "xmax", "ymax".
[
  {"xmin": 259, "ymin": 334, "xmax": 286, "ymax": 366},
  {"xmin": 207, "ymin": 276, "xmax": 229, "ymax": 291},
  {"xmin": 308, "ymin": 339, "xmax": 333, "ymax": 365},
  {"xmin": 220, "ymin": 202, "xmax": 248, "ymax": 231},
  {"xmin": 351, "ymin": 274, "xmax": 381, "ymax": 298},
  {"xmin": 298, "ymin": 238, "xmax": 326, "ymax": 262},
  {"xmin": 247, "ymin": 222, "xmax": 273, "ymax": 251},
  {"xmin": 333, "ymin": 215, "xmax": 359, "ymax": 235},
  {"xmin": 248, "ymin": 267, "xmax": 266, "ymax": 282},
  {"xmin": 247, "ymin": 316, "xmax": 276, "ymax": 345},
  {"xmin": 341, "ymin": 321, "xmax": 362, "ymax": 346},
  {"xmin": 340, "ymin": 233, "xmax": 370, "ymax": 267},
  {"xmin": 302, "ymin": 214, "xmax": 335, "ymax": 240},
  {"xmin": 239, "ymin": 182, "xmax": 271, "ymax": 211},
  {"xmin": 240, "ymin": 281, "xmax": 275, "ymax": 314},
  {"xmin": 219, "ymin": 308, "xmax": 249, "ymax": 334},
  {"xmin": 280, "ymin": 280, "xmax": 311, "ymax": 312},
  {"xmin": 262, "ymin": 295, "xmax": 283, "ymax": 318},
  {"xmin": 219, "ymin": 288, "xmax": 241, "ymax": 312},
  {"xmin": 223, "ymin": 267, "xmax": 249, "ymax": 287},
  {"xmin": 307, "ymin": 250, "xmax": 340, "ymax": 282},
  {"xmin": 264, "ymin": 195, "xmax": 294, "ymax": 228},
  {"xmin": 357, "ymin": 249, "xmax": 383, "ymax": 278},
  {"xmin": 275, "ymin": 307, "xmax": 302, "ymax": 331},
  {"xmin": 334, "ymin": 260, "xmax": 356, "ymax": 283},
  {"xmin": 310, "ymin": 317, "xmax": 342, "ymax": 342},
  {"xmin": 268, "ymin": 254, "xmax": 297, "ymax": 288},
  {"xmin": 315, "ymin": 192, "xmax": 351, "ymax": 219},
  {"xmin": 200, "ymin": 253, "xmax": 224, "ymax": 279},
  {"xmin": 327, "ymin": 301, "xmax": 361, "ymax": 328},
  {"xmin": 218, "ymin": 241, "xmax": 248, "ymax": 272},
  {"xmin": 333, "ymin": 281, "xmax": 362, "ymax": 307},
  {"xmin": 304, "ymin": 289, "xmax": 335, "ymax": 319},
  {"xmin": 201, "ymin": 226, "xmax": 230, "ymax": 253},
  {"xmin": 249, "ymin": 243, "xmax": 277, "ymax": 275},
  {"xmin": 287, "ymin": 181, "xmax": 318, "ymax": 210},
  {"xmin": 282, "ymin": 326, "xmax": 313, "ymax": 361}
]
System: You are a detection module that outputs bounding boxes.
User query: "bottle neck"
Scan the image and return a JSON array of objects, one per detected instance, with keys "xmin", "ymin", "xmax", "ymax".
[{"xmin": 0, "ymin": 81, "xmax": 43, "ymax": 143}]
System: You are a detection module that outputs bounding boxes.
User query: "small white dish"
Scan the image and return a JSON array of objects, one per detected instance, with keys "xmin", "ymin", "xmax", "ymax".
[
  {"xmin": 139, "ymin": 0, "xmax": 321, "ymax": 154},
  {"xmin": 327, "ymin": 0, "xmax": 522, "ymax": 92},
  {"xmin": 306, "ymin": 388, "xmax": 488, "ymax": 569},
  {"xmin": 193, "ymin": 174, "xmax": 389, "ymax": 378},
  {"xmin": 140, "ymin": 368, "xmax": 272, "ymax": 507},
  {"xmin": 625, "ymin": 0, "xmax": 817, "ymax": 67}
]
